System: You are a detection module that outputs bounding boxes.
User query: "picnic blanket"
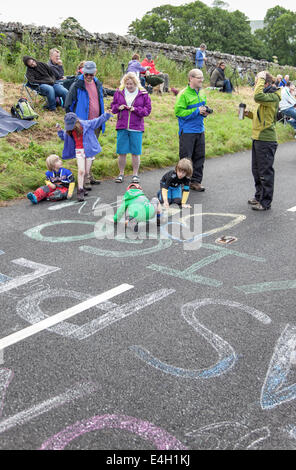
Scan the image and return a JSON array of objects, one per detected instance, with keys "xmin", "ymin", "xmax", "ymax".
[{"xmin": 0, "ymin": 106, "xmax": 37, "ymax": 137}]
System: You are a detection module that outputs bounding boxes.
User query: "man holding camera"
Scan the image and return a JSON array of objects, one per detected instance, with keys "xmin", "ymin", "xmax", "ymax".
[{"xmin": 175, "ymin": 69, "xmax": 212, "ymax": 191}]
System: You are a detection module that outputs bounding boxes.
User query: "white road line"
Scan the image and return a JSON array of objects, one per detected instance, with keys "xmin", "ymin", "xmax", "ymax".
[
  {"xmin": 0, "ymin": 284, "xmax": 133, "ymax": 352},
  {"xmin": 287, "ymin": 206, "xmax": 296, "ymax": 212}
]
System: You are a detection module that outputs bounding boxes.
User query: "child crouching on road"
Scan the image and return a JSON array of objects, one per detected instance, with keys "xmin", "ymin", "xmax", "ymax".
[
  {"xmin": 57, "ymin": 111, "xmax": 112, "ymax": 202},
  {"xmin": 158, "ymin": 158, "xmax": 193, "ymax": 209},
  {"xmin": 27, "ymin": 154, "xmax": 75, "ymax": 204},
  {"xmin": 114, "ymin": 183, "xmax": 162, "ymax": 232}
]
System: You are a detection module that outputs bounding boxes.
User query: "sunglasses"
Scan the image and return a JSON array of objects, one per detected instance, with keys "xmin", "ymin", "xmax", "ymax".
[{"xmin": 84, "ymin": 73, "xmax": 95, "ymax": 77}]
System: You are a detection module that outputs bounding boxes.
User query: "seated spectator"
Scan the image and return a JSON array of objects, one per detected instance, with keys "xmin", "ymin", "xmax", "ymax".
[
  {"xmin": 279, "ymin": 81, "xmax": 296, "ymax": 134},
  {"xmin": 210, "ymin": 61, "xmax": 233, "ymax": 93},
  {"xmin": 279, "ymin": 74, "xmax": 290, "ymax": 87},
  {"xmin": 195, "ymin": 43, "xmax": 207, "ymax": 69},
  {"xmin": 23, "ymin": 55, "xmax": 68, "ymax": 111},
  {"xmin": 48, "ymin": 48, "xmax": 65, "ymax": 81},
  {"xmin": 127, "ymin": 54, "xmax": 149, "ymax": 80},
  {"xmin": 275, "ymin": 74, "xmax": 283, "ymax": 87},
  {"xmin": 76, "ymin": 61, "xmax": 86, "ymax": 76},
  {"xmin": 48, "ymin": 48, "xmax": 76, "ymax": 91},
  {"xmin": 141, "ymin": 53, "xmax": 169, "ymax": 93}
]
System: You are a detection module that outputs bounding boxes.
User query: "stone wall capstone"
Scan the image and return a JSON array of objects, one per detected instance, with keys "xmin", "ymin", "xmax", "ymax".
[{"xmin": 0, "ymin": 21, "xmax": 295, "ymax": 75}]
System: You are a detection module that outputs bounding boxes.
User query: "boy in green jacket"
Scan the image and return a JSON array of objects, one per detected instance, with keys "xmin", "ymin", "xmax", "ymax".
[
  {"xmin": 245, "ymin": 71, "xmax": 281, "ymax": 211},
  {"xmin": 114, "ymin": 183, "xmax": 161, "ymax": 232}
]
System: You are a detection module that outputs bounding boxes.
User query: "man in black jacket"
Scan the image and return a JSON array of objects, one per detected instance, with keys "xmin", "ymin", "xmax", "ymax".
[{"xmin": 23, "ymin": 55, "xmax": 68, "ymax": 111}]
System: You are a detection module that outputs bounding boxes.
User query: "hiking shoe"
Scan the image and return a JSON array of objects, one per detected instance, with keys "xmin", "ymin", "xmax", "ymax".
[
  {"xmin": 115, "ymin": 174, "xmax": 124, "ymax": 183},
  {"xmin": 90, "ymin": 177, "xmax": 101, "ymax": 185},
  {"xmin": 251, "ymin": 203, "xmax": 270, "ymax": 211},
  {"xmin": 27, "ymin": 192, "xmax": 38, "ymax": 204},
  {"xmin": 84, "ymin": 183, "xmax": 92, "ymax": 191},
  {"xmin": 190, "ymin": 182, "xmax": 205, "ymax": 192},
  {"xmin": 77, "ymin": 189, "xmax": 85, "ymax": 202},
  {"xmin": 248, "ymin": 198, "xmax": 259, "ymax": 205}
]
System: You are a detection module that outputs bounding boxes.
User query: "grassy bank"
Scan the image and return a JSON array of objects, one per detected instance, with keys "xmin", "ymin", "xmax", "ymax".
[{"xmin": 0, "ymin": 77, "xmax": 294, "ymax": 201}]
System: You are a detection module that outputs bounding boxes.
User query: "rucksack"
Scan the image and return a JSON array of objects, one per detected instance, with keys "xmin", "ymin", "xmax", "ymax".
[{"xmin": 11, "ymin": 98, "xmax": 38, "ymax": 120}]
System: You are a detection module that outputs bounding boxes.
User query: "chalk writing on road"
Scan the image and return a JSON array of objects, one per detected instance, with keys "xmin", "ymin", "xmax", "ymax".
[
  {"xmin": 147, "ymin": 243, "xmax": 265, "ymax": 287},
  {"xmin": 39, "ymin": 414, "xmax": 188, "ymax": 450},
  {"xmin": 14, "ymin": 288, "xmax": 174, "ymax": 339},
  {"xmin": 131, "ymin": 299, "xmax": 271, "ymax": 379},
  {"xmin": 0, "ymin": 256, "xmax": 60, "ymax": 294}
]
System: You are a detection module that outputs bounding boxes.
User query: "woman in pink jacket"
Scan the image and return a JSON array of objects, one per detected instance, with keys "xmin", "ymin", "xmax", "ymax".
[{"xmin": 111, "ymin": 72, "xmax": 151, "ymax": 183}]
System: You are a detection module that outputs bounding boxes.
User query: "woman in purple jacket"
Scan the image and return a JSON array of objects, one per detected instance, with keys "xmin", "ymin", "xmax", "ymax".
[{"xmin": 111, "ymin": 72, "xmax": 152, "ymax": 183}]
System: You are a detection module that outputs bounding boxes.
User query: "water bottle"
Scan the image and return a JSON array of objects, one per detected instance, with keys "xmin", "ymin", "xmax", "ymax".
[{"xmin": 238, "ymin": 103, "xmax": 246, "ymax": 120}]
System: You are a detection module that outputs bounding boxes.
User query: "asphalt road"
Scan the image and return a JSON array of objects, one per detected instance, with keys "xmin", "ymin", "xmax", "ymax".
[{"xmin": 0, "ymin": 141, "xmax": 296, "ymax": 451}]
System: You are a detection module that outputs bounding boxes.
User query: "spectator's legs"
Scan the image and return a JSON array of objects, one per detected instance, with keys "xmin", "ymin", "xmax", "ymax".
[
  {"xmin": 76, "ymin": 153, "xmax": 86, "ymax": 190},
  {"xmin": 252, "ymin": 140, "xmax": 277, "ymax": 209},
  {"xmin": 131, "ymin": 155, "xmax": 140, "ymax": 176},
  {"xmin": 283, "ymin": 106, "xmax": 296, "ymax": 130},
  {"xmin": 118, "ymin": 154, "xmax": 126, "ymax": 175},
  {"xmin": 180, "ymin": 132, "xmax": 205, "ymax": 183},
  {"xmin": 39, "ymin": 84, "xmax": 56, "ymax": 110},
  {"xmin": 84, "ymin": 158, "xmax": 94, "ymax": 190},
  {"xmin": 223, "ymin": 79, "xmax": 233, "ymax": 93},
  {"xmin": 53, "ymin": 83, "xmax": 68, "ymax": 107}
]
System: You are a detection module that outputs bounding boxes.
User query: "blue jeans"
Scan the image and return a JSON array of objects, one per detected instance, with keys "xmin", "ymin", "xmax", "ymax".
[
  {"xmin": 223, "ymin": 79, "xmax": 233, "ymax": 93},
  {"xmin": 39, "ymin": 83, "xmax": 68, "ymax": 110},
  {"xmin": 282, "ymin": 106, "xmax": 296, "ymax": 130}
]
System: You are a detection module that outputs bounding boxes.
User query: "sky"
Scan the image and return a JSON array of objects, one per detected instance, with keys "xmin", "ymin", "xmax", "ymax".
[{"xmin": 0, "ymin": 0, "xmax": 295, "ymax": 36}]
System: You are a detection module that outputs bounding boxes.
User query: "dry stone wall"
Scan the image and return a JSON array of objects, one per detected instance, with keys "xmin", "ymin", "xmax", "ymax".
[{"xmin": 1, "ymin": 21, "xmax": 295, "ymax": 74}]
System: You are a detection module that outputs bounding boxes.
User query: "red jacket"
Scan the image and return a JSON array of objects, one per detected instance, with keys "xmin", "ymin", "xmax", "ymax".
[{"xmin": 140, "ymin": 59, "xmax": 159, "ymax": 75}]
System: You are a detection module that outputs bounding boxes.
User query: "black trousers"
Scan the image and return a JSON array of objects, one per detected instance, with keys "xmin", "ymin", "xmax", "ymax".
[
  {"xmin": 252, "ymin": 140, "xmax": 277, "ymax": 208},
  {"xmin": 179, "ymin": 132, "xmax": 205, "ymax": 183}
]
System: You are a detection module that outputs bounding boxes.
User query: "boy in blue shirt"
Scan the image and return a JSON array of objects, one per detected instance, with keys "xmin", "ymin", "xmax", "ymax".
[{"xmin": 27, "ymin": 154, "xmax": 75, "ymax": 204}]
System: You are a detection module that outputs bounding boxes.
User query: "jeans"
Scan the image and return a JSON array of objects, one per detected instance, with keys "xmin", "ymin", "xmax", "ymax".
[
  {"xmin": 282, "ymin": 106, "xmax": 296, "ymax": 130},
  {"xmin": 223, "ymin": 79, "xmax": 233, "ymax": 93},
  {"xmin": 39, "ymin": 83, "xmax": 68, "ymax": 110}
]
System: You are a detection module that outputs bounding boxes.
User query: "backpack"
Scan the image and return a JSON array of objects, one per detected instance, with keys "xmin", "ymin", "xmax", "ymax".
[{"xmin": 11, "ymin": 98, "xmax": 38, "ymax": 120}]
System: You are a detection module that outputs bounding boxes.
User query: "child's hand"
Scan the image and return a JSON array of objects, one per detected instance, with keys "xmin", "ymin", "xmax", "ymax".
[
  {"xmin": 182, "ymin": 204, "xmax": 192, "ymax": 209},
  {"xmin": 118, "ymin": 105, "xmax": 125, "ymax": 111},
  {"xmin": 163, "ymin": 201, "xmax": 170, "ymax": 209}
]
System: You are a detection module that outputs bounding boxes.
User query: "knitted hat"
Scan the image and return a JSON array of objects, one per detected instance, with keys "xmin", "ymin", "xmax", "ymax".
[{"xmin": 64, "ymin": 112, "xmax": 78, "ymax": 131}]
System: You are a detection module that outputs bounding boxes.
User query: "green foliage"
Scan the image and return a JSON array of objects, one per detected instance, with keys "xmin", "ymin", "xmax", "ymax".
[
  {"xmin": 255, "ymin": 6, "xmax": 296, "ymax": 65},
  {"xmin": 128, "ymin": 1, "xmax": 267, "ymax": 60}
]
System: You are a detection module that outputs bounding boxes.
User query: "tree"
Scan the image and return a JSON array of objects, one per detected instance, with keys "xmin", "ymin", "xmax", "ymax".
[
  {"xmin": 60, "ymin": 17, "xmax": 88, "ymax": 34},
  {"xmin": 255, "ymin": 6, "xmax": 296, "ymax": 65},
  {"xmin": 128, "ymin": 13, "xmax": 170, "ymax": 43},
  {"xmin": 128, "ymin": 1, "xmax": 265, "ymax": 60}
]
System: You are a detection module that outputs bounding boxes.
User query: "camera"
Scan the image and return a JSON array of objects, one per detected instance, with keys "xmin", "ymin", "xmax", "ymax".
[{"xmin": 205, "ymin": 106, "xmax": 213, "ymax": 114}]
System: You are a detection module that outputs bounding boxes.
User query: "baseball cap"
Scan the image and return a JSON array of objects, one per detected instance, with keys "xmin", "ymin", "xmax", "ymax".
[
  {"xmin": 83, "ymin": 61, "xmax": 97, "ymax": 74},
  {"xmin": 64, "ymin": 112, "xmax": 78, "ymax": 131}
]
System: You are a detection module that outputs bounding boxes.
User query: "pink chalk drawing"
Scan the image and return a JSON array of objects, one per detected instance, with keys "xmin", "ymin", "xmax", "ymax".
[
  {"xmin": 39, "ymin": 414, "xmax": 188, "ymax": 450},
  {"xmin": 0, "ymin": 368, "xmax": 14, "ymax": 418}
]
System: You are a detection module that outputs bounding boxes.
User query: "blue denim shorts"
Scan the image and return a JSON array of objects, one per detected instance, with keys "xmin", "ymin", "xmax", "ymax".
[{"xmin": 116, "ymin": 129, "xmax": 143, "ymax": 155}]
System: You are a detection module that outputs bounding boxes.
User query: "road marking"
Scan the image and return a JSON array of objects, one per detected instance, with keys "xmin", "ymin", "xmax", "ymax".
[
  {"xmin": 0, "ymin": 382, "xmax": 98, "ymax": 434},
  {"xmin": 287, "ymin": 206, "xmax": 296, "ymax": 212},
  {"xmin": 0, "ymin": 284, "xmax": 133, "ymax": 353}
]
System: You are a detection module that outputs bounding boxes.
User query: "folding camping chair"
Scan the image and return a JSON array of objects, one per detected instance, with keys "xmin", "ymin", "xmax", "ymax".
[{"xmin": 20, "ymin": 75, "xmax": 47, "ymax": 106}]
